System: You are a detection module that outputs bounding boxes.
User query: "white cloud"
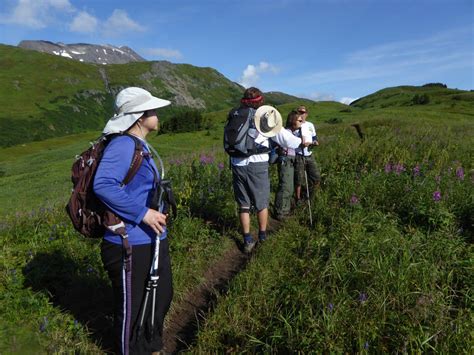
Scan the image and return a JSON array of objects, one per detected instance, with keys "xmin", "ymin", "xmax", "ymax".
[
  {"xmin": 69, "ymin": 11, "xmax": 98, "ymax": 34},
  {"xmin": 339, "ymin": 97, "xmax": 358, "ymax": 105},
  {"xmin": 239, "ymin": 61, "xmax": 279, "ymax": 88},
  {"xmin": 0, "ymin": 0, "xmax": 74, "ymax": 28},
  {"xmin": 143, "ymin": 48, "xmax": 183, "ymax": 60},
  {"xmin": 103, "ymin": 9, "xmax": 145, "ymax": 37}
]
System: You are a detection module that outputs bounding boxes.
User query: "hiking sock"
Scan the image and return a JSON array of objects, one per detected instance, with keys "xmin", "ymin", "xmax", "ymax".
[
  {"xmin": 243, "ymin": 233, "xmax": 253, "ymax": 244},
  {"xmin": 258, "ymin": 230, "xmax": 267, "ymax": 241}
]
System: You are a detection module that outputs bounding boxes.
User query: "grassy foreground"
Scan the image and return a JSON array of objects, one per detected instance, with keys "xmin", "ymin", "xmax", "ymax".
[
  {"xmin": 0, "ymin": 145, "xmax": 238, "ymax": 352},
  {"xmin": 1, "ymin": 100, "xmax": 473, "ymax": 352},
  {"xmin": 194, "ymin": 116, "xmax": 473, "ymax": 352}
]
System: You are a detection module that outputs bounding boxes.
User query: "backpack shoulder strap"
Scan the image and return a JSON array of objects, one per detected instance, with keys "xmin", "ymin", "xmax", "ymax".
[{"xmin": 122, "ymin": 133, "xmax": 145, "ymax": 185}]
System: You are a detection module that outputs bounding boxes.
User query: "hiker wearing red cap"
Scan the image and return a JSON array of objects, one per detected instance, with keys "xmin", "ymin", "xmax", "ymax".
[{"xmin": 224, "ymin": 87, "xmax": 304, "ymax": 252}]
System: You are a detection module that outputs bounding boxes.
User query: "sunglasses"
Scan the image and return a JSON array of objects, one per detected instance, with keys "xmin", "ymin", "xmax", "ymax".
[{"xmin": 298, "ymin": 111, "xmax": 307, "ymax": 114}]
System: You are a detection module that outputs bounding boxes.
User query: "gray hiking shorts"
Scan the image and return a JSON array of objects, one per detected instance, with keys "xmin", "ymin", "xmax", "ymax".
[{"xmin": 231, "ymin": 161, "xmax": 270, "ymax": 212}]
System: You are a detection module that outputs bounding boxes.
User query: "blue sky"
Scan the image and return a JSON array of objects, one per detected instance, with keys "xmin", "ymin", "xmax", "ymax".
[{"xmin": 0, "ymin": 0, "xmax": 472, "ymax": 103}]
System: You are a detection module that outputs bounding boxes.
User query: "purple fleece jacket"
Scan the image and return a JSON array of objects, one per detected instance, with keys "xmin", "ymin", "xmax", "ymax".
[{"xmin": 93, "ymin": 135, "xmax": 168, "ymax": 245}]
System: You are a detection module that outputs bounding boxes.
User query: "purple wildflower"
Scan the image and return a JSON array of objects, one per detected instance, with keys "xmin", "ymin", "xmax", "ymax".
[
  {"xmin": 384, "ymin": 163, "xmax": 392, "ymax": 173},
  {"xmin": 433, "ymin": 190, "xmax": 442, "ymax": 202},
  {"xmin": 39, "ymin": 317, "xmax": 48, "ymax": 333},
  {"xmin": 394, "ymin": 163, "xmax": 405, "ymax": 175},
  {"xmin": 412, "ymin": 164, "xmax": 421, "ymax": 177},
  {"xmin": 218, "ymin": 162, "xmax": 225, "ymax": 170},
  {"xmin": 456, "ymin": 167, "xmax": 465, "ymax": 180},
  {"xmin": 199, "ymin": 154, "xmax": 214, "ymax": 165},
  {"xmin": 328, "ymin": 303, "xmax": 334, "ymax": 312},
  {"xmin": 359, "ymin": 292, "xmax": 368, "ymax": 303},
  {"xmin": 87, "ymin": 266, "xmax": 94, "ymax": 273},
  {"xmin": 350, "ymin": 194, "xmax": 359, "ymax": 205},
  {"xmin": 364, "ymin": 341, "xmax": 369, "ymax": 350}
]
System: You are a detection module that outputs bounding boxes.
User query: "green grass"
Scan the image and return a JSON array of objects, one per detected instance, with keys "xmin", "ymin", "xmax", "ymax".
[
  {"xmin": 193, "ymin": 115, "xmax": 473, "ymax": 352},
  {"xmin": 0, "ymin": 147, "xmax": 236, "ymax": 352},
  {"xmin": 0, "ymin": 129, "xmax": 223, "ymax": 216},
  {"xmin": 1, "ymin": 91, "xmax": 473, "ymax": 352}
]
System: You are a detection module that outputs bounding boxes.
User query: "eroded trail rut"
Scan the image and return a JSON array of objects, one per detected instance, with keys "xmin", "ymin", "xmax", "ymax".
[{"xmin": 163, "ymin": 218, "xmax": 281, "ymax": 353}]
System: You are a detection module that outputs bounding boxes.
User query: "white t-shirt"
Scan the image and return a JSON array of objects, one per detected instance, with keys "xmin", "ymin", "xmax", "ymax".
[
  {"xmin": 296, "ymin": 121, "xmax": 317, "ymax": 156},
  {"xmin": 231, "ymin": 128, "xmax": 301, "ymax": 166}
]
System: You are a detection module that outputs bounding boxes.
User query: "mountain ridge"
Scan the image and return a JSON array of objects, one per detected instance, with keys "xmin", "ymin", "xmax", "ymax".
[
  {"xmin": 0, "ymin": 44, "xmax": 312, "ymax": 146},
  {"xmin": 18, "ymin": 40, "xmax": 145, "ymax": 65}
]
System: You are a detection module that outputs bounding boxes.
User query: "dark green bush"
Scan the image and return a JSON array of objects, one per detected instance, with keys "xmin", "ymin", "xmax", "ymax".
[
  {"xmin": 412, "ymin": 94, "xmax": 430, "ymax": 105},
  {"xmin": 160, "ymin": 108, "xmax": 210, "ymax": 133}
]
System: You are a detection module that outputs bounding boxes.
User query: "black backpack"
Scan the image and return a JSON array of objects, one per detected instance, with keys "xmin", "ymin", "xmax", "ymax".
[{"xmin": 223, "ymin": 106, "xmax": 270, "ymax": 157}]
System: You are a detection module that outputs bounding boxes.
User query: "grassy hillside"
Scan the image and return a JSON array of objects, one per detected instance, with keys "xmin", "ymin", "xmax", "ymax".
[
  {"xmin": 0, "ymin": 45, "xmax": 311, "ymax": 147},
  {"xmin": 351, "ymin": 85, "xmax": 474, "ymax": 114},
  {"xmin": 265, "ymin": 91, "xmax": 314, "ymax": 106}
]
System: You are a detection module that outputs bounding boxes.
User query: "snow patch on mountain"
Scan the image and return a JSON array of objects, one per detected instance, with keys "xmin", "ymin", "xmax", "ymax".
[{"xmin": 18, "ymin": 40, "xmax": 146, "ymax": 64}]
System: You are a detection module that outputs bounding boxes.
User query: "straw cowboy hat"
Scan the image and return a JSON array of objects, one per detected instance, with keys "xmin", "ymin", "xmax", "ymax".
[
  {"xmin": 254, "ymin": 105, "xmax": 283, "ymax": 137},
  {"xmin": 103, "ymin": 87, "xmax": 171, "ymax": 135}
]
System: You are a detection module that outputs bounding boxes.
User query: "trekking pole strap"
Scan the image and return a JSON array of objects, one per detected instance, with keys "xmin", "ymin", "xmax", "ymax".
[{"xmin": 121, "ymin": 235, "xmax": 132, "ymax": 272}]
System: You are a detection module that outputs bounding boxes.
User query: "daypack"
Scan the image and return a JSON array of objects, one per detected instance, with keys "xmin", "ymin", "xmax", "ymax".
[
  {"xmin": 223, "ymin": 106, "xmax": 270, "ymax": 157},
  {"xmin": 65, "ymin": 133, "xmax": 145, "ymax": 240}
]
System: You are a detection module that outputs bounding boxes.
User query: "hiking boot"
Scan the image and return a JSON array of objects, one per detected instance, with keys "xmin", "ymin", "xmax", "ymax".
[{"xmin": 244, "ymin": 240, "xmax": 256, "ymax": 253}]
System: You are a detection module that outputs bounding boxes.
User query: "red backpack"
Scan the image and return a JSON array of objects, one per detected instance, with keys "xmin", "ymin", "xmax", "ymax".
[{"xmin": 65, "ymin": 133, "xmax": 145, "ymax": 240}]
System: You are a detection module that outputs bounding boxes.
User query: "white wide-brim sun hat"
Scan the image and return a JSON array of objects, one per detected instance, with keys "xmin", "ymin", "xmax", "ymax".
[
  {"xmin": 103, "ymin": 87, "xmax": 171, "ymax": 135},
  {"xmin": 254, "ymin": 105, "xmax": 283, "ymax": 137}
]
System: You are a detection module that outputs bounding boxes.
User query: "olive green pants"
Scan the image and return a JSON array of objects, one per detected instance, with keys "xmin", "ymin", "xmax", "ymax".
[
  {"xmin": 274, "ymin": 156, "xmax": 296, "ymax": 218},
  {"xmin": 295, "ymin": 155, "xmax": 321, "ymax": 198}
]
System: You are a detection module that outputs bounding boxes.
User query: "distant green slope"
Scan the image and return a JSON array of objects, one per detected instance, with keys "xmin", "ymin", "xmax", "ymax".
[
  {"xmin": 351, "ymin": 85, "xmax": 474, "ymax": 113},
  {"xmin": 264, "ymin": 91, "xmax": 314, "ymax": 106}
]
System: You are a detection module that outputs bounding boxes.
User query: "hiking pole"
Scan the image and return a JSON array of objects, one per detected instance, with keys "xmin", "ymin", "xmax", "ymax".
[
  {"xmin": 304, "ymin": 169, "xmax": 313, "ymax": 227},
  {"xmin": 136, "ymin": 189, "xmax": 164, "ymax": 340},
  {"xmin": 136, "ymin": 149, "xmax": 166, "ymax": 340}
]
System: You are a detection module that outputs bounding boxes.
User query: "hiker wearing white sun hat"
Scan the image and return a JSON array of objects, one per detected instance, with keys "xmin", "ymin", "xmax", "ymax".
[
  {"xmin": 94, "ymin": 87, "xmax": 173, "ymax": 354},
  {"xmin": 103, "ymin": 87, "xmax": 171, "ymax": 135},
  {"xmin": 224, "ymin": 87, "xmax": 305, "ymax": 253}
]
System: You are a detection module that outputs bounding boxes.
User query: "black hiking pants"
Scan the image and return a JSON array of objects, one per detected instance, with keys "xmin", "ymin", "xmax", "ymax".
[{"xmin": 101, "ymin": 239, "xmax": 173, "ymax": 355}]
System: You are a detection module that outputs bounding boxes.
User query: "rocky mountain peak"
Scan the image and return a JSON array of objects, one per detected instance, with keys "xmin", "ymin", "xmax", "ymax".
[{"xmin": 18, "ymin": 40, "xmax": 145, "ymax": 65}]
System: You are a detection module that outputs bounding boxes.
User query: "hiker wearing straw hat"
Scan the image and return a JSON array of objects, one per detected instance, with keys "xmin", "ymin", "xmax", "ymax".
[
  {"xmin": 94, "ymin": 87, "xmax": 173, "ymax": 354},
  {"xmin": 224, "ymin": 87, "xmax": 305, "ymax": 253},
  {"xmin": 294, "ymin": 105, "xmax": 321, "ymax": 203}
]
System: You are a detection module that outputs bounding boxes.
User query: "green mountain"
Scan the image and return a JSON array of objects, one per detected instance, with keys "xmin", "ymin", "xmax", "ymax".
[
  {"xmin": 0, "ymin": 44, "xmax": 308, "ymax": 147},
  {"xmin": 351, "ymin": 84, "xmax": 474, "ymax": 112}
]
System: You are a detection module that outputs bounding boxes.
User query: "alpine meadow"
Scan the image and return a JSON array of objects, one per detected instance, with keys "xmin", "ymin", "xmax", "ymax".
[{"xmin": 0, "ymin": 44, "xmax": 473, "ymax": 353}]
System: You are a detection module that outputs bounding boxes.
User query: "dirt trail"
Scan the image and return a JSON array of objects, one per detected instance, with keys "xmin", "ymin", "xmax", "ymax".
[{"xmin": 163, "ymin": 218, "xmax": 281, "ymax": 353}]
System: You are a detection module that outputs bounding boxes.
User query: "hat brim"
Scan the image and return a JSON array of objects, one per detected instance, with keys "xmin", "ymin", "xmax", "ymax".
[
  {"xmin": 128, "ymin": 96, "xmax": 171, "ymax": 113},
  {"xmin": 254, "ymin": 105, "xmax": 283, "ymax": 138}
]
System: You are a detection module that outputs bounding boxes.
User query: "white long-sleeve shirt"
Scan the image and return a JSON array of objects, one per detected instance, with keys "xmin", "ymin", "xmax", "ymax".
[{"xmin": 231, "ymin": 128, "xmax": 301, "ymax": 166}]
